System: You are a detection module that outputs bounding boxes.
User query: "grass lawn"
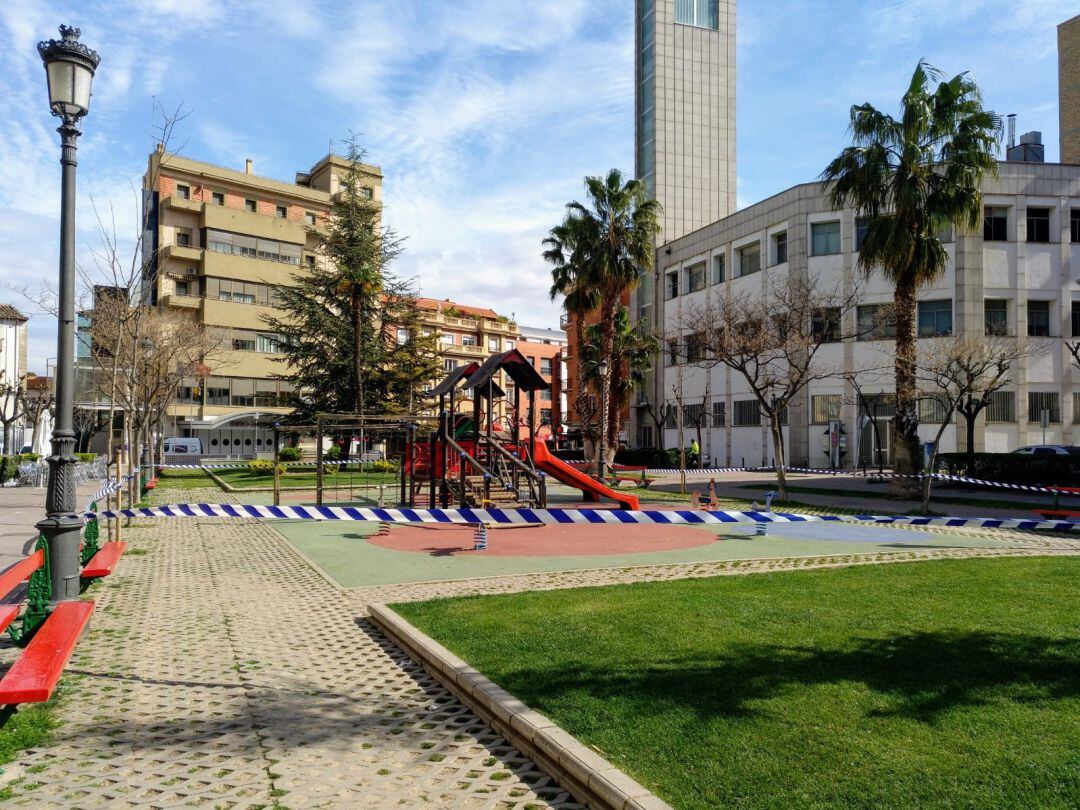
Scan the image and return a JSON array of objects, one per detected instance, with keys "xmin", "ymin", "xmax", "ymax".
[
  {"xmin": 155, "ymin": 467, "xmax": 397, "ymax": 491},
  {"xmin": 395, "ymin": 557, "xmax": 1080, "ymax": 809},
  {"xmin": 738, "ymin": 481, "xmax": 1055, "ymax": 513}
]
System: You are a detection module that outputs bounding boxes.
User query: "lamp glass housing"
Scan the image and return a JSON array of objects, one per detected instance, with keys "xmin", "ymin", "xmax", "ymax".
[{"xmin": 46, "ymin": 57, "xmax": 93, "ymax": 117}]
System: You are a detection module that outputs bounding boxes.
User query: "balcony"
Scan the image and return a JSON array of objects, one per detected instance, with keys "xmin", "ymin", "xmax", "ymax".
[
  {"xmin": 454, "ymin": 344, "xmax": 486, "ymax": 357},
  {"xmin": 160, "ymin": 243, "xmax": 203, "ymax": 263},
  {"xmin": 482, "ymin": 318, "xmax": 518, "ymax": 334},
  {"xmin": 161, "ymin": 195, "xmax": 202, "ymax": 214},
  {"xmin": 161, "ymin": 293, "xmax": 202, "ymax": 310},
  {"xmin": 202, "ymin": 203, "xmax": 307, "ymax": 244}
]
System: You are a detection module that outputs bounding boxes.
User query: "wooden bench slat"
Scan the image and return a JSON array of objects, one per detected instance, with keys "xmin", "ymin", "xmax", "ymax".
[
  {"xmin": 82, "ymin": 542, "xmax": 127, "ymax": 579},
  {"xmin": 0, "ymin": 605, "xmax": 20, "ymax": 635},
  {"xmin": 0, "ymin": 551, "xmax": 44, "ymax": 601},
  {"xmin": 0, "ymin": 601, "xmax": 95, "ymax": 704}
]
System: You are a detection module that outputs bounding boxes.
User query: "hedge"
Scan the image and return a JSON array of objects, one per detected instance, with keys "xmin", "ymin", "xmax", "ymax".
[
  {"xmin": 937, "ymin": 452, "xmax": 1080, "ymax": 487},
  {"xmin": 614, "ymin": 448, "xmax": 682, "ymax": 468},
  {"xmin": 75, "ymin": 452, "xmax": 97, "ymax": 462},
  {"xmin": 278, "ymin": 447, "xmax": 302, "ymax": 462}
]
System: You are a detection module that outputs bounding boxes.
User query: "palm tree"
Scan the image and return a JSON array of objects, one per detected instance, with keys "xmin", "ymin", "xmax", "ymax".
[
  {"xmin": 822, "ymin": 61, "xmax": 999, "ymax": 487},
  {"xmin": 543, "ymin": 169, "xmax": 661, "ymax": 463}
]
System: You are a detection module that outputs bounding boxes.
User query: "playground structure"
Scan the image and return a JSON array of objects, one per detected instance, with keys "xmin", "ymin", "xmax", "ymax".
[{"xmin": 410, "ymin": 349, "xmax": 638, "ymax": 511}]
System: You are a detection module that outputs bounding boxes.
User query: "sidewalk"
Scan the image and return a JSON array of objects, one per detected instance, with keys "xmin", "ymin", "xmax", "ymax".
[{"xmin": 0, "ymin": 482, "xmax": 103, "ymax": 568}]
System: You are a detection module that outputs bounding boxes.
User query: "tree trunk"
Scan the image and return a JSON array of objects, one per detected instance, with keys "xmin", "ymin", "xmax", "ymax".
[
  {"xmin": 891, "ymin": 276, "xmax": 922, "ymax": 496},
  {"xmin": 600, "ymin": 298, "xmax": 618, "ymax": 451},
  {"xmin": 352, "ymin": 285, "xmax": 363, "ymax": 415},
  {"xmin": 919, "ymin": 419, "xmax": 953, "ymax": 515},
  {"xmin": 965, "ymin": 410, "xmax": 977, "ymax": 476},
  {"xmin": 769, "ymin": 416, "xmax": 788, "ymax": 501}
]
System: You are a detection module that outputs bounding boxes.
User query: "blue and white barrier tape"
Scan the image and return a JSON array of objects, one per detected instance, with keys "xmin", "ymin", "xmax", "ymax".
[
  {"xmin": 79, "ymin": 503, "xmax": 1080, "ymax": 532},
  {"xmin": 84, "ymin": 470, "xmax": 140, "ymax": 512}
]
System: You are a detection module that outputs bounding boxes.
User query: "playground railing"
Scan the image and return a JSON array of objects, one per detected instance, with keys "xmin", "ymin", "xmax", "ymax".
[{"xmin": 476, "ymin": 435, "xmax": 542, "ymax": 506}]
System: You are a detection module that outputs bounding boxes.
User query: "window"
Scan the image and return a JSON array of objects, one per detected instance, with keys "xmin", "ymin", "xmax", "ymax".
[
  {"xmin": 443, "ymin": 358, "xmax": 457, "ymax": 372},
  {"xmin": 176, "ymin": 228, "xmax": 192, "ymax": 247},
  {"xmin": 686, "ymin": 332, "xmax": 707, "ymax": 362},
  {"xmin": 488, "ymin": 337, "xmax": 500, "ymax": 351},
  {"xmin": 811, "ymin": 221, "xmax": 841, "ymax": 256},
  {"xmin": 686, "ymin": 262, "xmax": 706, "ymax": 293},
  {"xmin": 983, "ymin": 206, "xmax": 1008, "ymax": 241},
  {"xmin": 256, "ymin": 334, "xmax": 281, "ymax": 354},
  {"xmin": 540, "ymin": 390, "xmax": 552, "ymax": 402},
  {"xmin": 396, "ymin": 328, "xmax": 409, "ymax": 345},
  {"xmin": 540, "ymin": 358, "xmax": 552, "ymax": 375},
  {"xmin": 244, "ymin": 198, "xmax": 257, "ymax": 213},
  {"xmin": 812, "ymin": 307, "xmax": 841, "ymax": 343},
  {"xmin": 1027, "ymin": 300, "xmax": 1051, "ymax": 337},
  {"xmin": 712, "ymin": 400, "xmax": 726, "ymax": 426},
  {"xmin": 857, "ymin": 304, "xmax": 897, "ymax": 340},
  {"xmin": 666, "ymin": 338, "xmax": 679, "ymax": 367},
  {"xmin": 737, "ymin": 242, "xmax": 761, "ymax": 277},
  {"xmin": 917, "ymin": 299, "xmax": 952, "ymax": 337},
  {"xmin": 1028, "ymin": 391, "xmax": 1060, "ymax": 424},
  {"xmin": 461, "ymin": 334, "xmax": 477, "ymax": 346},
  {"xmin": 305, "ymin": 211, "xmax": 316, "ymax": 226},
  {"xmin": 207, "ymin": 387, "xmax": 230, "ymax": 406},
  {"xmin": 985, "ymin": 299, "xmax": 1009, "ymax": 336},
  {"xmin": 540, "ymin": 408, "xmax": 552, "ymax": 425},
  {"xmin": 683, "ymin": 403, "xmax": 707, "ymax": 427},
  {"xmin": 733, "ymin": 400, "xmax": 761, "ymax": 426},
  {"xmin": 986, "ymin": 391, "xmax": 1015, "ymax": 423},
  {"xmin": 664, "ymin": 407, "xmax": 677, "ymax": 429},
  {"xmin": 176, "ymin": 184, "xmax": 190, "ymax": 200},
  {"xmin": 811, "ymin": 394, "xmax": 841, "ymax": 424},
  {"xmin": 305, "ymin": 255, "xmax": 316, "ymax": 268},
  {"xmin": 772, "ymin": 231, "xmax": 787, "ymax": 265},
  {"xmin": 205, "ymin": 229, "xmax": 301, "ymax": 265},
  {"xmin": 1073, "ymin": 302, "xmax": 1080, "ymax": 338},
  {"xmin": 918, "ymin": 398, "xmax": 949, "ymax": 423},
  {"xmin": 175, "ymin": 281, "xmax": 189, "ymax": 296},
  {"xmin": 441, "ymin": 333, "xmax": 454, "ymax": 345},
  {"xmin": 1072, "ymin": 210, "xmax": 1080, "ymax": 244},
  {"xmin": 666, "ymin": 270, "xmax": 679, "ymax": 300},
  {"xmin": 211, "ymin": 191, "xmax": 225, "ymax": 206},
  {"xmin": 712, "ymin": 253, "xmax": 725, "ymax": 284},
  {"xmin": 675, "ymin": 0, "xmax": 718, "ymax": 28},
  {"xmin": 855, "ymin": 217, "xmax": 869, "ymax": 252},
  {"xmin": 1026, "ymin": 207, "xmax": 1051, "ymax": 243},
  {"xmin": 360, "ymin": 186, "xmax": 374, "ymax": 200},
  {"xmin": 232, "ymin": 336, "xmax": 256, "ymax": 352}
]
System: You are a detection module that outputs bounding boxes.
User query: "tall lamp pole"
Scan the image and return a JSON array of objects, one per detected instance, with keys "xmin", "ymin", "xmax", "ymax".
[
  {"xmin": 37, "ymin": 25, "xmax": 100, "ymax": 602},
  {"xmin": 597, "ymin": 358, "xmax": 609, "ymax": 483}
]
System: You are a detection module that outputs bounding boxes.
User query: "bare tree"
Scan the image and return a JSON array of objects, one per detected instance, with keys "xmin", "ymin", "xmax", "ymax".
[
  {"xmin": 0, "ymin": 372, "xmax": 28, "ymax": 453},
  {"xmin": 675, "ymin": 274, "xmax": 861, "ymax": 498},
  {"xmin": 639, "ymin": 397, "xmax": 675, "ymax": 452},
  {"xmin": 20, "ymin": 378, "xmax": 55, "ymax": 454},
  {"xmin": 916, "ymin": 334, "xmax": 1037, "ymax": 513}
]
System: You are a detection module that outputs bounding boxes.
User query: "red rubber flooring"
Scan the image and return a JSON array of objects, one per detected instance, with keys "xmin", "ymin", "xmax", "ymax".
[{"xmin": 367, "ymin": 521, "xmax": 718, "ymax": 557}]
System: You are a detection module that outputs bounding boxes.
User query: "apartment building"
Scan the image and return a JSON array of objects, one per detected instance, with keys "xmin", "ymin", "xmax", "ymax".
[
  {"xmin": 654, "ymin": 159, "xmax": 1080, "ymax": 467},
  {"xmin": 141, "ymin": 148, "xmax": 382, "ymax": 455},
  {"xmin": 0, "ymin": 304, "xmax": 28, "ymax": 453},
  {"xmin": 415, "ymin": 298, "xmax": 520, "ymax": 423},
  {"xmin": 517, "ymin": 325, "xmax": 567, "ymax": 441}
]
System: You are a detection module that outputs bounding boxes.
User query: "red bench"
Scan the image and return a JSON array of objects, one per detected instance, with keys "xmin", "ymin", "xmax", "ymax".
[
  {"xmin": 1033, "ymin": 509, "xmax": 1080, "ymax": 520},
  {"xmin": 0, "ymin": 602, "xmax": 95, "ymax": 704},
  {"xmin": 81, "ymin": 541, "xmax": 127, "ymax": 579},
  {"xmin": 0, "ymin": 542, "xmax": 97, "ymax": 704}
]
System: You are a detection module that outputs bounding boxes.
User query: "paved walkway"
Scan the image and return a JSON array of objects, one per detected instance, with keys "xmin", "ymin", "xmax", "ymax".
[
  {"xmin": 0, "ymin": 485, "xmax": 1077, "ymax": 808},
  {"xmin": 0, "ymin": 482, "xmax": 102, "ymax": 567}
]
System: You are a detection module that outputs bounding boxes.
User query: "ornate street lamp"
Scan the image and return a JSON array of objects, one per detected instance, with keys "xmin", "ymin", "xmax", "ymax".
[{"xmin": 37, "ymin": 25, "xmax": 100, "ymax": 602}]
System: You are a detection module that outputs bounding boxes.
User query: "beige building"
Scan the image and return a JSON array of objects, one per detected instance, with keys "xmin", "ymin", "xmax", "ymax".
[
  {"xmin": 1061, "ymin": 14, "xmax": 1080, "ymax": 165},
  {"xmin": 142, "ymin": 148, "xmax": 382, "ymax": 455}
]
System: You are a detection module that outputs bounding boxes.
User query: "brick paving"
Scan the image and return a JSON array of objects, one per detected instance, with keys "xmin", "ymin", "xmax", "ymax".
[{"xmin": 0, "ymin": 484, "xmax": 1077, "ymax": 808}]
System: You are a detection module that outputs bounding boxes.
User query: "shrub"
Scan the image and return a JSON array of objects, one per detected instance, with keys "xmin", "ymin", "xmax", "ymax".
[
  {"xmin": 553, "ymin": 449, "xmax": 585, "ymax": 462},
  {"xmin": 75, "ymin": 452, "xmax": 97, "ymax": 462},
  {"xmin": 0, "ymin": 456, "xmax": 13, "ymax": 482},
  {"xmin": 324, "ymin": 444, "xmax": 342, "ymax": 461},
  {"xmin": 278, "ymin": 446, "xmax": 301, "ymax": 462},
  {"xmin": 614, "ymin": 448, "xmax": 680, "ymax": 468},
  {"xmin": 247, "ymin": 459, "xmax": 281, "ymax": 475},
  {"xmin": 369, "ymin": 459, "xmax": 397, "ymax": 474},
  {"xmin": 937, "ymin": 452, "xmax": 1080, "ymax": 486}
]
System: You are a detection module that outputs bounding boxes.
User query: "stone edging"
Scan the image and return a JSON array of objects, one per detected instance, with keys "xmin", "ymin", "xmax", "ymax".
[{"xmin": 368, "ymin": 603, "xmax": 672, "ymax": 810}]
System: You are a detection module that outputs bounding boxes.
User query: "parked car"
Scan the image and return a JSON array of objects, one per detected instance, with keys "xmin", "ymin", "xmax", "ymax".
[
  {"xmin": 1011, "ymin": 445, "xmax": 1080, "ymax": 456},
  {"xmin": 163, "ymin": 437, "xmax": 203, "ymax": 457}
]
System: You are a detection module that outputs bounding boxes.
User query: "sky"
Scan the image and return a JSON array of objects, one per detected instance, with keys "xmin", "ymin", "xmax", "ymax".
[{"xmin": 1, "ymin": 0, "xmax": 1077, "ymax": 373}]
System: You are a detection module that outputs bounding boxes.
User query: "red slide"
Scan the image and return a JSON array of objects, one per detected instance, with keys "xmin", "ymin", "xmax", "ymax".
[{"xmin": 530, "ymin": 440, "xmax": 640, "ymax": 510}]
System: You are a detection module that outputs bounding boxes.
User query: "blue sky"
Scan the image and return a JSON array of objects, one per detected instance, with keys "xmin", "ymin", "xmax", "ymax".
[{"xmin": 2, "ymin": 0, "xmax": 1077, "ymax": 372}]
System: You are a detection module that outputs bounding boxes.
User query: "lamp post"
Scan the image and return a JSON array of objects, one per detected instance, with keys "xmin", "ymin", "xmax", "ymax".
[
  {"xmin": 597, "ymin": 358, "xmax": 610, "ymax": 483},
  {"xmin": 37, "ymin": 25, "xmax": 100, "ymax": 602}
]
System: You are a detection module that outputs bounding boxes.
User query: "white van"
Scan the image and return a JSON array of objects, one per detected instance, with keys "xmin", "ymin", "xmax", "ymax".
[{"xmin": 163, "ymin": 437, "xmax": 203, "ymax": 457}]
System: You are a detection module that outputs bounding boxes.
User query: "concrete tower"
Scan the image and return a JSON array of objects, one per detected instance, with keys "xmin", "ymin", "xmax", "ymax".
[
  {"xmin": 1060, "ymin": 14, "xmax": 1080, "ymax": 164},
  {"xmin": 635, "ymin": 0, "xmax": 737, "ymax": 241}
]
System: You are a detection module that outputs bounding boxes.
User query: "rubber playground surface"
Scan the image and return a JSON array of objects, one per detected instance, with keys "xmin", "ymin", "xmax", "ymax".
[{"xmin": 272, "ymin": 517, "xmax": 1020, "ymax": 588}]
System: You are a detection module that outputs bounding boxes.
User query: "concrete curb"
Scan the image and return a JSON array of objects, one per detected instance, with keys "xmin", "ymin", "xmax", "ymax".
[{"xmin": 368, "ymin": 603, "xmax": 672, "ymax": 810}]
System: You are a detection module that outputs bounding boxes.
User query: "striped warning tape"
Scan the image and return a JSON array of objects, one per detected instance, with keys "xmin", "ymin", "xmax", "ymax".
[
  {"xmin": 78, "ymin": 503, "xmax": 1080, "ymax": 532},
  {"xmin": 84, "ymin": 470, "xmax": 140, "ymax": 511}
]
